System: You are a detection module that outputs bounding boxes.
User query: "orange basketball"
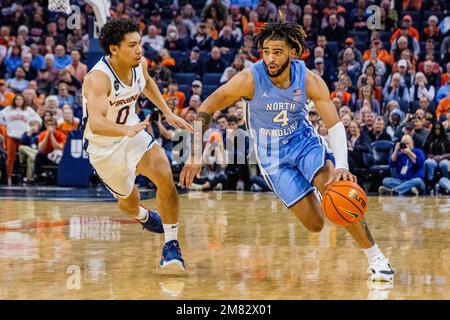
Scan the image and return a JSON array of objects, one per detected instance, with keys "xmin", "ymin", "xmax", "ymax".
[{"xmin": 321, "ymin": 180, "xmax": 367, "ymax": 226}]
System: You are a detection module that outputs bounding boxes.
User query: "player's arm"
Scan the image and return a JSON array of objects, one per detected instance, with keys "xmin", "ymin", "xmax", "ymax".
[
  {"xmin": 179, "ymin": 68, "xmax": 254, "ymax": 188},
  {"xmin": 305, "ymin": 68, "xmax": 355, "ymax": 185},
  {"xmin": 197, "ymin": 68, "xmax": 254, "ymax": 138},
  {"xmin": 85, "ymin": 71, "xmax": 148, "ymax": 137},
  {"xmin": 140, "ymin": 58, "xmax": 193, "ymax": 133}
]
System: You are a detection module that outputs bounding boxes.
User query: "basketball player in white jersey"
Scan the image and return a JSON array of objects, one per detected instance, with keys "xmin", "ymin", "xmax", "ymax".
[{"xmin": 82, "ymin": 19, "xmax": 193, "ymax": 271}]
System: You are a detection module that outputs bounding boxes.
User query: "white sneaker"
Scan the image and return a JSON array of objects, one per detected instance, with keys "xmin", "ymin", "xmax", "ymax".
[
  {"xmin": 236, "ymin": 180, "xmax": 245, "ymax": 191},
  {"xmin": 411, "ymin": 187, "xmax": 419, "ymax": 196},
  {"xmin": 367, "ymin": 256, "xmax": 394, "ymax": 282}
]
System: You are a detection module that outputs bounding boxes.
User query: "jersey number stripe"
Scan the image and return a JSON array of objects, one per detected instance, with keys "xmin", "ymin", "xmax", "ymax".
[
  {"xmin": 272, "ymin": 110, "xmax": 289, "ymax": 127},
  {"xmin": 116, "ymin": 106, "xmax": 130, "ymax": 124}
]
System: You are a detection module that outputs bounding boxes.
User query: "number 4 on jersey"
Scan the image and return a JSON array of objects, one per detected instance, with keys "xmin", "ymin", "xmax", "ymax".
[{"xmin": 272, "ymin": 110, "xmax": 289, "ymax": 127}]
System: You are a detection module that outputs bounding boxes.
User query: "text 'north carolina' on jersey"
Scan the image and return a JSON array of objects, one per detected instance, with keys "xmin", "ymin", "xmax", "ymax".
[
  {"xmin": 82, "ymin": 56, "xmax": 146, "ymax": 147},
  {"xmin": 243, "ymin": 59, "xmax": 310, "ymax": 149}
]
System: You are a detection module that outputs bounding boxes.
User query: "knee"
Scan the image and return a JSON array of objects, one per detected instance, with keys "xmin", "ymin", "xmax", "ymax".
[
  {"xmin": 425, "ymin": 158, "xmax": 436, "ymax": 166},
  {"xmin": 439, "ymin": 160, "xmax": 448, "ymax": 169},
  {"xmin": 305, "ymin": 219, "xmax": 324, "ymax": 233}
]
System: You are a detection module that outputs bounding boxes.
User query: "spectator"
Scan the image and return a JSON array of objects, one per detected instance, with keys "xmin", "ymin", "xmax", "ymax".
[
  {"xmin": 356, "ymin": 85, "xmax": 381, "ymax": 115},
  {"xmin": 3, "ymin": 45, "xmax": 22, "ymax": 76},
  {"xmin": 201, "ymin": 0, "xmax": 228, "ymax": 22},
  {"xmin": 6, "ymin": 67, "xmax": 29, "ymax": 94},
  {"xmin": 363, "ymin": 38, "xmax": 391, "ymax": 66},
  {"xmin": 18, "ymin": 118, "xmax": 41, "ymax": 183},
  {"xmin": 53, "ymin": 45, "xmax": 72, "ymax": 70},
  {"xmin": 362, "ymin": 111, "xmax": 376, "ymax": 135},
  {"xmin": 411, "ymin": 115, "xmax": 431, "ymax": 149},
  {"xmin": 390, "ymin": 15, "xmax": 420, "ymax": 44},
  {"xmin": 368, "ymin": 116, "xmax": 392, "ymax": 142},
  {"xmin": 379, "ymin": 134, "xmax": 425, "ymax": 195},
  {"xmin": 423, "ymin": 15, "xmax": 440, "ymax": 42},
  {"xmin": 220, "ymin": 67, "xmax": 237, "ymax": 84},
  {"xmin": 391, "ymin": 33, "xmax": 420, "ymax": 61},
  {"xmin": 341, "ymin": 113, "xmax": 352, "ymax": 135},
  {"xmin": 342, "ymin": 48, "xmax": 361, "ymax": 86},
  {"xmin": 215, "ymin": 25, "xmax": 240, "ymax": 54},
  {"xmin": 347, "ymin": 120, "xmax": 373, "ymax": 185},
  {"xmin": 57, "ymin": 104, "xmax": 79, "ymax": 134},
  {"xmin": 65, "ymin": 50, "xmax": 87, "ymax": 82},
  {"xmin": 162, "ymin": 80, "xmax": 186, "ymax": 114},
  {"xmin": 436, "ymin": 88, "xmax": 450, "ymax": 121},
  {"xmin": 421, "ymin": 60, "xmax": 440, "ymax": 89},
  {"xmin": 379, "ymin": 6, "xmax": 396, "ymax": 32},
  {"xmin": 307, "ymin": 106, "xmax": 320, "ymax": 132},
  {"xmin": 303, "ymin": 13, "xmax": 318, "ymax": 43},
  {"xmin": 386, "ymin": 107, "xmax": 404, "ymax": 140},
  {"xmin": 423, "ymin": 122, "xmax": 450, "ymax": 190},
  {"xmin": 436, "ymin": 77, "xmax": 450, "ymax": 103},
  {"xmin": 415, "ymin": 96, "xmax": 433, "ymax": 115},
  {"xmin": 181, "ymin": 4, "xmax": 200, "ymax": 36},
  {"xmin": 180, "ymin": 47, "xmax": 203, "ymax": 75},
  {"xmin": 0, "ymin": 94, "xmax": 41, "ymax": 185},
  {"xmin": 35, "ymin": 116, "xmax": 67, "ymax": 181},
  {"xmin": 321, "ymin": 14, "xmax": 345, "ymax": 43},
  {"xmin": 56, "ymin": 82, "xmax": 75, "ymax": 108},
  {"xmin": 191, "ymin": 131, "xmax": 228, "ymax": 191},
  {"xmin": 164, "ymin": 25, "xmax": 186, "ymax": 51},
  {"xmin": 0, "ymin": 79, "xmax": 15, "ymax": 108},
  {"xmin": 443, "ymin": 108, "xmax": 450, "ymax": 131},
  {"xmin": 283, "ymin": 0, "xmax": 302, "ymax": 23},
  {"xmin": 160, "ymin": 49, "xmax": 176, "ymax": 72},
  {"xmin": 43, "ymin": 54, "xmax": 60, "ymax": 82},
  {"xmin": 203, "ymin": 46, "xmax": 226, "ymax": 74},
  {"xmin": 230, "ymin": 4, "xmax": 249, "ymax": 34},
  {"xmin": 410, "ymin": 72, "xmax": 436, "ymax": 104},
  {"xmin": 149, "ymin": 10, "xmax": 167, "ymax": 36},
  {"xmin": 383, "ymin": 72, "xmax": 410, "ymax": 112},
  {"xmin": 312, "ymin": 56, "xmax": 333, "ymax": 90},
  {"xmin": 183, "ymin": 106, "xmax": 197, "ymax": 125},
  {"xmin": 441, "ymin": 62, "xmax": 450, "ymax": 87},
  {"xmin": 149, "ymin": 55, "xmax": 172, "ymax": 88},
  {"xmin": 44, "ymin": 95, "xmax": 63, "ymax": 121},
  {"xmin": 338, "ymin": 38, "xmax": 363, "ymax": 65},
  {"xmin": 189, "ymin": 22, "xmax": 213, "ymax": 52},
  {"xmin": 170, "ymin": 9, "xmax": 191, "ymax": 40},
  {"xmin": 142, "ymin": 25, "xmax": 165, "ymax": 53},
  {"xmin": 316, "ymin": 35, "xmax": 337, "ymax": 68}
]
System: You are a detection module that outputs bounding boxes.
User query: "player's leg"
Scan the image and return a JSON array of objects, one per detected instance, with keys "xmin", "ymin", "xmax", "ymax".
[
  {"xmin": 114, "ymin": 182, "xmax": 164, "ymax": 234},
  {"xmin": 288, "ymin": 194, "xmax": 324, "ymax": 233},
  {"xmin": 136, "ymin": 144, "xmax": 185, "ymax": 271},
  {"xmin": 313, "ymin": 160, "xmax": 394, "ymax": 281}
]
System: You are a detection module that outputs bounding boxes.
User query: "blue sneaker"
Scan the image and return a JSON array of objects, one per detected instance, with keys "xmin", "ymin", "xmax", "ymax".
[
  {"xmin": 160, "ymin": 240, "xmax": 185, "ymax": 272},
  {"xmin": 139, "ymin": 210, "xmax": 164, "ymax": 233}
]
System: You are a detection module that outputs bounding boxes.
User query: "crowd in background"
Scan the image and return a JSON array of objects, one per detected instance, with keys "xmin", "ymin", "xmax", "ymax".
[{"xmin": 1, "ymin": 0, "xmax": 450, "ymax": 196}]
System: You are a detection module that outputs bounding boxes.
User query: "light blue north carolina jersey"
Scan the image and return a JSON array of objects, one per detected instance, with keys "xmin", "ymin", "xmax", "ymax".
[
  {"xmin": 243, "ymin": 59, "xmax": 335, "ymax": 208},
  {"xmin": 244, "ymin": 59, "xmax": 309, "ymax": 149}
]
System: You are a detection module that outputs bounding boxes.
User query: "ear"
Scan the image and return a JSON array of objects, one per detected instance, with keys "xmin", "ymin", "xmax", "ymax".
[
  {"xmin": 109, "ymin": 44, "xmax": 119, "ymax": 56},
  {"xmin": 290, "ymin": 48, "xmax": 298, "ymax": 59}
]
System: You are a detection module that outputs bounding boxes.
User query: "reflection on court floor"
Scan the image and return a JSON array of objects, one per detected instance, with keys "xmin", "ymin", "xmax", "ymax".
[{"xmin": 0, "ymin": 192, "xmax": 449, "ymax": 299}]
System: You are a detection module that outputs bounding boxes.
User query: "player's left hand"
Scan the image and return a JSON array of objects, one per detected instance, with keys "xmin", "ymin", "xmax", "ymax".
[
  {"xmin": 165, "ymin": 112, "xmax": 194, "ymax": 133},
  {"xmin": 324, "ymin": 168, "xmax": 357, "ymax": 188}
]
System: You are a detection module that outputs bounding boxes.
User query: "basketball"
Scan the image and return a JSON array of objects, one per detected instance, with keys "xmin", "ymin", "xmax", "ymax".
[{"xmin": 322, "ymin": 181, "xmax": 367, "ymax": 226}]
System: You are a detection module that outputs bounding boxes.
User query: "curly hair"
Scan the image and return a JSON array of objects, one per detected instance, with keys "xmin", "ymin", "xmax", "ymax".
[
  {"xmin": 99, "ymin": 19, "xmax": 139, "ymax": 55},
  {"xmin": 254, "ymin": 21, "xmax": 307, "ymax": 57}
]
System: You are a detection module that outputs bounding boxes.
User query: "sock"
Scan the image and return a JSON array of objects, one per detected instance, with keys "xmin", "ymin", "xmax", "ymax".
[
  {"xmin": 135, "ymin": 206, "xmax": 148, "ymax": 222},
  {"xmin": 163, "ymin": 223, "xmax": 178, "ymax": 243},
  {"xmin": 363, "ymin": 244, "xmax": 384, "ymax": 263}
]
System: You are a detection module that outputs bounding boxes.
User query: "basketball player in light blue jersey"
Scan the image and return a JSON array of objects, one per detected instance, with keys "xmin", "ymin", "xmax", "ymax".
[{"xmin": 181, "ymin": 22, "xmax": 394, "ymax": 282}]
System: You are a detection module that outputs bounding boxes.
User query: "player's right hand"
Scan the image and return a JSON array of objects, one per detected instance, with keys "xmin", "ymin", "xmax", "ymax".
[
  {"xmin": 126, "ymin": 115, "xmax": 150, "ymax": 137},
  {"xmin": 179, "ymin": 153, "xmax": 203, "ymax": 188}
]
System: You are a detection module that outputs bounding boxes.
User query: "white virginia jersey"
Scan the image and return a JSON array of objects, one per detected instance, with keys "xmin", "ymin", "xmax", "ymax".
[{"xmin": 81, "ymin": 56, "xmax": 146, "ymax": 147}]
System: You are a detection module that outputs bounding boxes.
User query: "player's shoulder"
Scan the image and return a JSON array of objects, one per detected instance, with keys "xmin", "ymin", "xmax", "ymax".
[{"xmin": 84, "ymin": 70, "xmax": 111, "ymax": 93}]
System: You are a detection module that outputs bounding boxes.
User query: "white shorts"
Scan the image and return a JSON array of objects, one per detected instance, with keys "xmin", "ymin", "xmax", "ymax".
[{"xmin": 86, "ymin": 130, "xmax": 156, "ymax": 198}]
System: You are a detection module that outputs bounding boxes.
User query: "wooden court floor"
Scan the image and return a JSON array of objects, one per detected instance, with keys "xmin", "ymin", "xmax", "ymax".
[{"xmin": 0, "ymin": 192, "xmax": 449, "ymax": 300}]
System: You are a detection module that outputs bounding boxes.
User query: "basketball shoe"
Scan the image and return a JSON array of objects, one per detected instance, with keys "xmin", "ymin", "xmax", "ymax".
[
  {"xmin": 139, "ymin": 210, "xmax": 164, "ymax": 233},
  {"xmin": 160, "ymin": 240, "xmax": 186, "ymax": 272},
  {"xmin": 367, "ymin": 256, "xmax": 394, "ymax": 282}
]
